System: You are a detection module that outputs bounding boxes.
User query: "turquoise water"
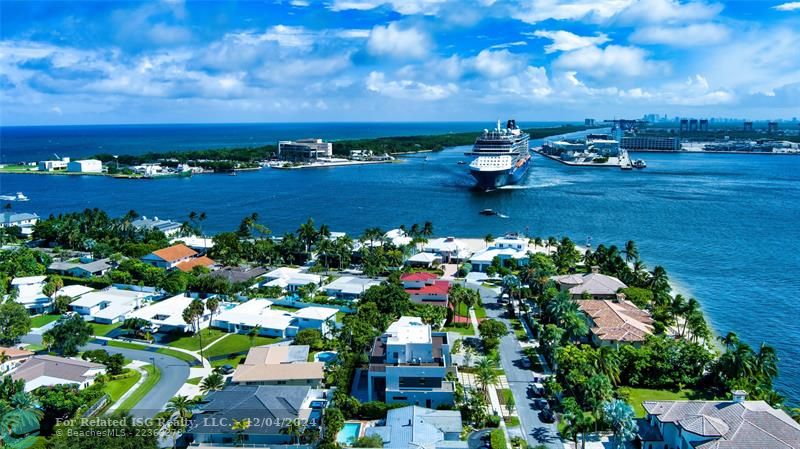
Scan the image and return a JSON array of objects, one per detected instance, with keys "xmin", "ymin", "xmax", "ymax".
[
  {"xmin": 1, "ymin": 125, "xmax": 799, "ymax": 402},
  {"xmin": 337, "ymin": 422, "xmax": 361, "ymax": 445},
  {"xmin": 315, "ymin": 351, "xmax": 339, "ymax": 363}
]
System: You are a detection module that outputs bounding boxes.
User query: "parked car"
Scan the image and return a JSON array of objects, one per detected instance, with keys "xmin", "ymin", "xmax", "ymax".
[
  {"xmin": 533, "ymin": 398, "xmax": 548, "ymax": 410},
  {"xmin": 539, "ymin": 407, "xmax": 556, "ymax": 423},
  {"xmin": 218, "ymin": 364, "xmax": 235, "ymax": 375}
]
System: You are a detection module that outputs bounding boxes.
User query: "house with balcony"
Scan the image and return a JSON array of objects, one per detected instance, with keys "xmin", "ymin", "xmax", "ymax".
[
  {"xmin": 367, "ymin": 316, "xmax": 455, "ymax": 408},
  {"xmin": 401, "ymin": 272, "xmax": 450, "ymax": 307}
]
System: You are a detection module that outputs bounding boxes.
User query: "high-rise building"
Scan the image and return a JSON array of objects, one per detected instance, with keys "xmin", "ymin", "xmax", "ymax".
[
  {"xmin": 680, "ymin": 119, "xmax": 689, "ymax": 132},
  {"xmin": 768, "ymin": 121, "xmax": 778, "ymax": 133},
  {"xmin": 585, "ymin": 118, "xmax": 595, "ymax": 126},
  {"xmin": 699, "ymin": 119, "xmax": 709, "ymax": 132},
  {"xmin": 743, "ymin": 121, "xmax": 754, "ymax": 132}
]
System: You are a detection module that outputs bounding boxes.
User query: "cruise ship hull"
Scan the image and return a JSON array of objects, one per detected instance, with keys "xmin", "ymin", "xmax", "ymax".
[{"xmin": 470, "ymin": 156, "xmax": 531, "ymax": 190}]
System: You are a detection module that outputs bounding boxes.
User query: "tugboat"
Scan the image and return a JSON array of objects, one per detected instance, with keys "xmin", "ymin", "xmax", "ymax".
[{"xmin": 632, "ymin": 159, "xmax": 647, "ymax": 169}]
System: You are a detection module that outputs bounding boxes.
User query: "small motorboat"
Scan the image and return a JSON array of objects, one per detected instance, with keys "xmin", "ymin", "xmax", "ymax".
[
  {"xmin": 633, "ymin": 159, "xmax": 647, "ymax": 169},
  {"xmin": 0, "ymin": 192, "xmax": 28, "ymax": 201},
  {"xmin": 457, "ymin": 160, "xmax": 466, "ymax": 165},
  {"xmin": 479, "ymin": 209, "xmax": 498, "ymax": 216},
  {"xmin": 229, "ymin": 171, "xmax": 238, "ymax": 176}
]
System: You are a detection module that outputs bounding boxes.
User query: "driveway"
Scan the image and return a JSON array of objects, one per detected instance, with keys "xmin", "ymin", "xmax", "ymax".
[
  {"xmin": 21, "ymin": 332, "xmax": 190, "ymax": 419},
  {"xmin": 468, "ymin": 429, "xmax": 493, "ymax": 449},
  {"xmin": 469, "ymin": 283, "xmax": 562, "ymax": 449}
]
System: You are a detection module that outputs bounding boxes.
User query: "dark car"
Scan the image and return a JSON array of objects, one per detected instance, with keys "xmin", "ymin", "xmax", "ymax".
[
  {"xmin": 533, "ymin": 398, "xmax": 548, "ymax": 410},
  {"xmin": 218, "ymin": 364, "xmax": 234, "ymax": 375},
  {"xmin": 539, "ymin": 407, "xmax": 556, "ymax": 423}
]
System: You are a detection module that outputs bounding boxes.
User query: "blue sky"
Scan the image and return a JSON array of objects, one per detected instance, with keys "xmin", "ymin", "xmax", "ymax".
[{"xmin": 1, "ymin": 0, "xmax": 799, "ymax": 125}]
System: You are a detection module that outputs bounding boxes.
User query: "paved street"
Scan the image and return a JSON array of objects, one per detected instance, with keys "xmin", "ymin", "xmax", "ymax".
[
  {"xmin": 21, "ymin": 332, "xmax": 190, "ymax": 418},
  {"xmin": 470, "ymin": 283, "xmax": 562, "ymax": 449}
]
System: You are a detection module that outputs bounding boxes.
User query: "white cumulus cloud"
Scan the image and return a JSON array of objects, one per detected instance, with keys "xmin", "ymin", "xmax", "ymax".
[
  {"xmin": 553, "ymin": 44, "xmax": 666, "ymax": 78},
  {"xmin": 530, "ymin": 30, "xmax": 610, "ymax": 53},
  {"xmin": 472, "ymin": 49, "xmax": 526, "ymax": 78},
  {"xmin": 367, "ymin": 22, "xmax": 430, "ymax": 59},
  {"xmin": 630, "ymin": 23, "xmax": 729, "ymax": 46},
  {"xmin": 773, "ymin": 2, "xmax": 800, "ymax": 11},
  {"xmin": 365, "ymin": 71, "xmax": 457, "ymax": 100}
]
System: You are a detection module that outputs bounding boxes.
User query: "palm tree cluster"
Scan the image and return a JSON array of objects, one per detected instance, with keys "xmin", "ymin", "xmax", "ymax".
[
  {"xmin": 0, "ymin": 378, "xmax": 42, "ymax": 448},
  {"xmin": 447, "ymin": 284, "xmax": 479, "ymax": 327},
  {"xmin": 712, "ymin": 332, "xmax": 781, "ymax": 405}
]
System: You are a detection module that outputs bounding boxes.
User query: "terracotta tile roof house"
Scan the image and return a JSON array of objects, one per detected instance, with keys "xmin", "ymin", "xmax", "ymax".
[
  {"xmin": 10, "ymin": 355, "xmax": 105, "ymax": 392},
  {"xmin": 577, "ymin": 299, "xmax": 654, "ymax": 346},
  {"xmin": 175, "ymin": 255, "xmax": 216, "ymax": 273},
  {"xmin": 638, "ymin": 392, "xmax": 800, "ymax": 449},
  {"xmin": 402, "ymin": 273, "xmax": 451, "ymax": 306},
  {"xmin": 0, "ymin": 347, "xmax": 34, "ymax": 374},
  {"xmin": 552, "ymin": 266, "xmax": 627, "ymax": 299},
  {"xmin": 232, "ymin": 345, "xmax": 325, "ymax": 386}
]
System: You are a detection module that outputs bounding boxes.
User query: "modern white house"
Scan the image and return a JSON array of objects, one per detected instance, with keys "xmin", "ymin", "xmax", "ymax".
[
  {"xmin": 322, "ymin": 276, "xmax": 381, "ymax": 300},
  {"xmin": 10, "ymin": 355, "xmax": 105, "ymax": 392},
  {"xmin": 637, "ymin": 392, "xmax": 800, "ymax": 449},
  {"xmin": 132, "ymin": 216, "xmax": 183, "ymax": 237},
  {"xmin": 11, "ymin": 276, "xmax": 51, "ymax": 314},
  {"xmin": 422, "ymin": 237, "xmax": 472, "ymax": 263},
  {"xmin": 292, "ymin": 306, "xmax": 337, "ymax": 337},
  {"xmin": 70, "ymin": 287, "xmax": 146, "ymax": 324},
  {"xmin": 66, "ymin": 159, "xmax": 103, "ymax": 173},
  {"xmin": 469, "ymin": 238, "xmax": 530, "ymax": 272},
  {"xmin": 368, "ymin": 317, "xmax": 455, "ymax": 408},
  {"xmin": 366, "ymin": 406, "xmax": 467, "ymax": 449},
  {"xmin": 0, "ymin": 212, "xmax": 39, "ymax": 237},
  {"xmin": 127, "ymin": 294, "xmax": 208, "ymax": 333},
  {"xmin": 260, "ymin": 267, "xmax": 321, "ymax": 293},
  {"xmin": 211, "ymin": 299, "xmax": 338, "ymax": 338}
]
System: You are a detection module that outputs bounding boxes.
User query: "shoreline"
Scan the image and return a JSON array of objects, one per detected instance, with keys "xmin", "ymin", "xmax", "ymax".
[
  {"xmin": 534, "ymin": 150, "xmax": 633, "ymax": 168},
  {"xmin": 629, "ymin": 149, "xmax": 800, "ymax": 155},
  {"xmin": 269, "ymin": 159, "xmax": 398, "ymax": 170}
]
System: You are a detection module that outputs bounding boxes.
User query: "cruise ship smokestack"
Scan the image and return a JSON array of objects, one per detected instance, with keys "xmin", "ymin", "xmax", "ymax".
[{"xmin": 507, "ymin": 119, "xmax": 516, "ymax": 129}]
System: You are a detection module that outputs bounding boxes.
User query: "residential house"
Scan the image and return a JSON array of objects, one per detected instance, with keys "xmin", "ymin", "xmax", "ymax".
[
  {"xmin": 56, "ymin": 284, "xmax": 94, "ymax": 300},
  {"xmin": 365, "ymin": 406, "xmax": 467, "ymax": 449},
  {"xmin": 577, "ymin": 298, "xmax": 654, "ymax": 347},
  {"xmin": 11, "ymin": 276, "xmax": 51, "ymax": 314},
  {"xmin": 637, "ymin": 392, "xmax": 800, "ymax": 449},
  {"xmin": 141, "ymin": 243, "xmax": 203, "ymax": 270},
  {"xmin": 10, "ymin": 355, "xmax": 105, "ymax": 392},
  {"xmin": 552, "ymin": 266, "xmax": 627, "ymax": 299},
  {"xmin": 406, "ymin": 252, "xmax": 442, "ymax": 268},
  {"xmin": 211, "ymin": 266, "xmax": 267, "ymax": 285},
  {"xmin": 70, "ymin": 287, "xmax": 146, "ymax": 324},
  {"xmin": 231, "ymin": 345, "xmax": 324, "ymax": 386},
  {"xmin": 292, "ymin": 306, "xmax": 337, "ymax": 337},
  {"xmin": 469, "ymin": 235, "xmax": 530, "ymax": 272},
  {"xmin": 127, "ymin": 294, "xmax": 208, "ymax": 333},
  {"xmin": 323, "ymin": 276, "xmax": 381, "ymax": 300},
  {"xmin": 260, "ymin": 267, "xmax": 321, "ymax": 293},
  {"xmin": 211, "ymin": 299, "xmax": 295, "ymax": 338},
  {"xmin": 170, "ymin": 235, "xmax": 214, "ymax": 252},
  {"xmin": 422, "ymin": 237, "xmax": 472, "ymax": 263},
  {"xmin": 131, "ymin": 216, "xmax": 183, "ymax": 237},
  {"xmin": 174, "ymin": 255, "xmax": 215, "ymax": 273},
  {"xmin": 401, "ymin": 272, "xmax": 450, "ymax": 307},
  {"xmin": 48, "ymin": 258, "xmax": 112, "ymax": 278},
  {"xmin": 185, "ymin": 385, "xmax": 330, "ymax": 447},
  {"xmin": 368, "ymin": 316, "xmax": 455, "ymax": 408},
  {"xmin": 0, "ymin": 347, "xmax": 33, "ymax": 374},
  {"xmin": 384, "ymin": 228, "xmax": 413, "ymax": 247},
  {"xmin": 0, "ymin": 212, "xmax": 39, "ymax": 237}
]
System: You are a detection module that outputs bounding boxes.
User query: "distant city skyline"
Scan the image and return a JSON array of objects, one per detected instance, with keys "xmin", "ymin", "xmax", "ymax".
[{"xmin": 1, "ymin": 0, "xmax": 799, "ymax": 125}]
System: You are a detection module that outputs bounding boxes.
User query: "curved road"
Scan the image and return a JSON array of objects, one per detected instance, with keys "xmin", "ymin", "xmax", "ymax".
[{"xmin": 21, "ymin": 332, "xmax": 190, "ymax": 419}]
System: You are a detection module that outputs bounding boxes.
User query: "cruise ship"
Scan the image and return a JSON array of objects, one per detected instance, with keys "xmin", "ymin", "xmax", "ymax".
[{"xmin": 465, "ymin": 119, "xmax": 531, "ymax": 190}]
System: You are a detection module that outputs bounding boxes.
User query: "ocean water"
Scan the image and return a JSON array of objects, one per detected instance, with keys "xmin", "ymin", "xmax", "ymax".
[
  {"xmin": 0, "ymin": 122, "xmax": 577, "ymax": 163},
  {"xmin": 1, "ymin": 124, "xmax": 799, "ymax": 402}
]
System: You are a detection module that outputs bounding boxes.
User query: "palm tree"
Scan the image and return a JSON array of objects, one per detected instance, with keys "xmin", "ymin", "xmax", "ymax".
[
  {"xmin": 592, "ymin": 346, "xmax": 621, "ymax": 385},
  {"xmin": 754, "ymin": 343, "xmax": 779, "ymax": 383},
  {"xmin": 248, "ymin": 325, "xmax": 262, "ymax": 346},
  {"xmin": 2, "ymin": 391, "xmax": 43, "ymax": 442},
  {"xmin": 232, "ymin": 418, "xmax": 251, "ymax": 447},
  {"xmin": 206, "ymin": 297, "xmax": 220, "ymax": 335},
  {"xmin": 547, "ymin": 236, "xmax": 557, "ymax": 253},
  {"xmin": 484, "ymin": 233, "xmax": 494, "ymax": 248},
  {"xmin": 623, "ymin": 240, "xmax": 639, "ymax": 264},
  {"xmin": 166, "ymin": 395, "xmax": 193, "ymax": 420},
  {"xmin": 285, "ymin": 419, "xmax": 303, "ymax": 446},
  {"xmin": 200, "ymin": 373, "xmax": 225, "ymax": 394},
  {"xmin": 422, "ymin": 221, "xmax": 434, "ymax": 239},
  {"xmin": 534, "ymin": 237, "xmax": 543, "ymax": 250},
  {"xmin": 297, "ymin": 218, "xmax": 318, "ymax": 256},
  {"xmin": 42, "ymin": 333, "xmax": 54, "ymax": 353},
  {"xmin": 475, "ymin": 357, "xmax": 498, "ymax": 394}
]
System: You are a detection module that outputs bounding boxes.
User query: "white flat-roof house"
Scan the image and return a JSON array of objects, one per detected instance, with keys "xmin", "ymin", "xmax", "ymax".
[
  {"xmin": 132, "ymin": 216, "xmax": 183, "ymax": 237},
  {"xmin": 292, "ymin": 307, "xmax": 337, "ymax": 337},
  {"xmin": 469, "ymin": 236, "xmax": 530, "ymax": 272},
  {"xmin": 11, "ymin": 276, "xmax": 51, "ymax": 314},
  {"xmin": 422, "ymin": 237, "xmax": 472, "ymax": 263},
  {"xmin": 323, "ymin": 276, "xmax": 381, "ymax": 300},
  {"xmin": 70, "ymin": 287, "xmax": 146, "ymax": 324},
  {"xmin": 260, "ymin": 267, "xmax": 321, "ymax": 293},
  {"xmin": 368, "ymin": 317, "xmax": 455, "ymax": 408},
  {"xmin": 0, "ymin": 212, "xmax": 39, "ymax": 229},
  {"xmin": 128, "ymin": 294, "xmax": 208, "ymax": 333},
  {"xmin": 67, "ymin": 159, "xmax": 103, "ymax": 173}
]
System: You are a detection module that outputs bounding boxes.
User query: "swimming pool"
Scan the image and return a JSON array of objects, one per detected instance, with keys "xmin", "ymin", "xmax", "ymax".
[
  {"xmin": 315, "ymin": 351, "xmax": 338, "ymax": 363},
  {"xmin": 336, "ymin": 422, "xmax": 361, "ymax": 445}
]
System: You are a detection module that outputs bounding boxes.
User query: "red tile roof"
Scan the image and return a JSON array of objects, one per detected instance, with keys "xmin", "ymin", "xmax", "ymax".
[
  {"xmin": 406, "ymin": 280, "xmax": 450, "ymax": 296},
  {"xmin": 176, "ymin": 256, "xmax": 216, "ymax": 273},
  {"xmin": 152, "ymin": 243, "xmax": 197, "ymax": 262},
  {"xmin": 400, "ymin": 272, "xmax": 438, "ymax": 281}
]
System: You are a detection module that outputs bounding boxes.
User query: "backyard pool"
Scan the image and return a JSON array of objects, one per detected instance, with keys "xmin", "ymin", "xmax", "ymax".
[
  {"xmin": 315, "ymin": 351, "xmax": 338, "ymax": 364},
  {"xmin": 336, "ymin": 422, "xmax": 361, "ymax": 445}
]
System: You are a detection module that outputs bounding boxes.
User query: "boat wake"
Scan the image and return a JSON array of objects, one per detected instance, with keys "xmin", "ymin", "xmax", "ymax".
[{"xmin": 498, "ymin": 179, "xmax": 569, "ymax": 190}]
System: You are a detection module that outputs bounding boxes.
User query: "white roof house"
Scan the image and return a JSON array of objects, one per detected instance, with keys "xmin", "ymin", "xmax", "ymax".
[
  {"xmin": 128, "ymin": 294, "xmax": 207, "ymax": 332},
  {"xmin": 58, "ymin": 285, "xmax": 94, "ymax": 299},
  {"xmin": 261, "ymin": 267, "xmax": 321, "ymax": 292},
  {"xmin": 407, "ymin": 252, "xmax": 441, "ymax": 267},
  {"xmin": 292, "ymin": 306, "xmax": 338, "ymax": 337},
  {"xmin": 211, "ymin": 299, "xmax": 296, "ymax": 338},
  {"xmin": 384, "ymin": 229, "xmax": 413, "ymax": 247},
  {"xmin": 70, "ymin": 287, "xmax": 145, "ymax": 324},
  {"xmin": 170, "ymin": 235, "xmax": 214, "ymax": 251},
  {"xmin": 11, "ymin": 276, "xmax": 51, "ymax": 314},
  {"xmin": 323, "ymin": 276, "xmax": 381, "ymax": 299},
  {"xmin": 469, "ymin": 246, "xmax": 529, "ymax": 272},
  {"xmin": 386, "ymin": 316, "xmax": 432, "ymax": 345}
]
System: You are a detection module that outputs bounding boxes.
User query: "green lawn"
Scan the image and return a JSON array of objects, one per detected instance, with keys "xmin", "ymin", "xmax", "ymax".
[
  {"xmin": 30, "ymin": 314, "xmax": 61, "ymax": 328},
  {"xmin": 454, "ymin": 302, "xmax": 486, "ymax": 318},
  {"xmin": 103, "ymin": 369, "xmax": 142, "ymax": 401},
  {"xmin": 186, "ymin": 377, "xmax": 202, "ymax": 385},
  {"xmin": 106, "ymin": 340, "xmax": 148, "ymax": 351},
  {"xmin": 117, "ymin": 364, "xmax": 161, "ymax": 413},
  {"xmin": 623, "ymin": 387, "xmax": 711, "ymax": 417},
  {"xmin": 204, "ymin": 334, "xmax": 281, "ymax": 359},
  {"xmin": 89, "ymin": 321, "xmax": 124, "ymax": 336},
  {"xmin": 104, "ymin": 340, "xmax": 200, "ymax": 364},
  {"xmin": 210, "ymin": 354, "xmax": 246, "ymax": 368},
  {"xmin": 504, "ymin": 416, "xmax": 520, "ymax": 427},
  {"xmin": 162, "ymin": 328, "xmax": 227, "ymax": 351},
  {"xmin": 442, "ymin": 325, "xmax": 475, "ymax": 336}
]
